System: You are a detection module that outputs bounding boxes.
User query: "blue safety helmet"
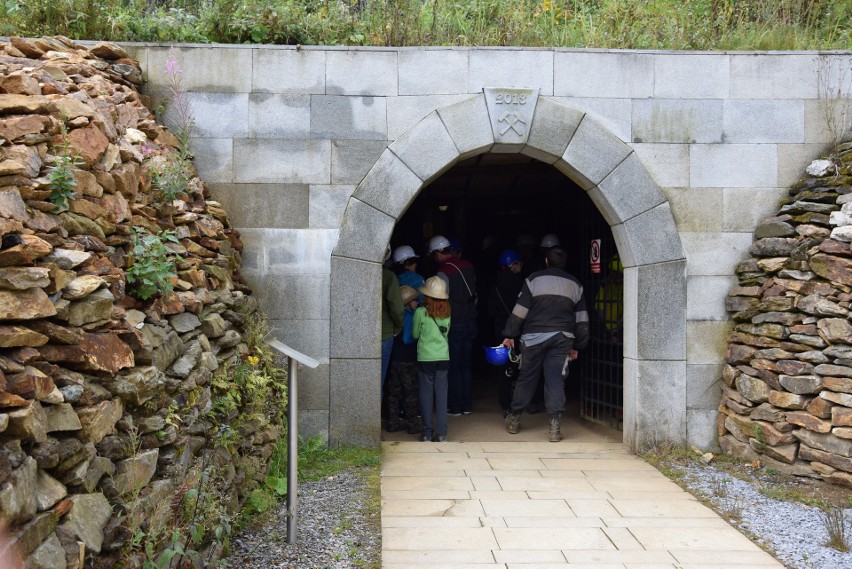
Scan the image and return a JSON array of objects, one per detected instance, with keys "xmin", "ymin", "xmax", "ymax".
[{"xmin": 499, "ymin": 248, "xmax": 522, "ymax": 268}]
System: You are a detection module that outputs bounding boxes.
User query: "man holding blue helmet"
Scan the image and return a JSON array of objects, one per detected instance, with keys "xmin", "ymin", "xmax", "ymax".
[{"xmin": 501, "ymin": 246, "xmax": 589, "ymax": 442}]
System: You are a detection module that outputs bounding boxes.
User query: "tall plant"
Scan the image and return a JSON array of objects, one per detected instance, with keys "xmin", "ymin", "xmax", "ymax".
[{"xmin": 162, "ymin": 48, "xmax": 195, "ymax": 160}]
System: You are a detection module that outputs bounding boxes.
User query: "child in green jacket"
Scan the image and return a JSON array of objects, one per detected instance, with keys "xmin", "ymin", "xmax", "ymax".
[{"xmin": 413, "ymin": 276, "xmax": 451, "ymax": 442}]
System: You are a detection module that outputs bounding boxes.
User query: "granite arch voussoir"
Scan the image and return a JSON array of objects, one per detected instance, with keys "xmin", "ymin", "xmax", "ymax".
[
  {"xmin": 436, "ymin": 94, "xmax": 494, "ymax": 159},
  {"xmin": 557, "ymin": 114, "xmax": 633, "ymax": 190},
  {"xmin": 351, "ymin": 149, "xmax": 422, "ymax": 219},
  {"xmin": 388, "ymin": 111, "xmax": 459, "ymax": 184}
]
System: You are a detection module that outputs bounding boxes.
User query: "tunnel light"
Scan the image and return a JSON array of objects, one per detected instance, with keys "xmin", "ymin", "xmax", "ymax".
[{"xmin": 438, "ymin": 204, "xmax": 449, "ymax": 212}]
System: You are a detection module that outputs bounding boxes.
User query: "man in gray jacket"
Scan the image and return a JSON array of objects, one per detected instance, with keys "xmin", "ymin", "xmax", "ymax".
[{"xmin": 501, "ymin": 246, "xmax": 589, "ymax": 442}]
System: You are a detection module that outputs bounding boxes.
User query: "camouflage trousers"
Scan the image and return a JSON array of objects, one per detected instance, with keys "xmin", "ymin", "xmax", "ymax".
[{"xmin": 387, "ymin": 361, "xmax": 420, "ymax": 430}]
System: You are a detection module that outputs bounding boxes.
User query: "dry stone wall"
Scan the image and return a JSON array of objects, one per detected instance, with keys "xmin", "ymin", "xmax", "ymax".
[
  {"xmin": 0, "ymin": 37, "xmax": 280, "ymax": 567},
  {"xmin": 721, "ymin": 141, "xmax": 852, "ymax": 488}
]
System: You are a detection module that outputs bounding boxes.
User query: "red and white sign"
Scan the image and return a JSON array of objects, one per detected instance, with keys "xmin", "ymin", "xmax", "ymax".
[{"xmin": 590, "ymin": 239, "xmax": 601, "ymax": 274}]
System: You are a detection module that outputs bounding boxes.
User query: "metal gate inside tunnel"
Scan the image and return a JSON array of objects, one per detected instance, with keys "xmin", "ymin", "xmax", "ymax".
[{"xmin": 388, "ymin": 152, "xmax": 624, "ymax": 431}]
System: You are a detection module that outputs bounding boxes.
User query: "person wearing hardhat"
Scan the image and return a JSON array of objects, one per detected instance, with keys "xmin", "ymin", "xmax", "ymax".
[
  {"xmin": 526, "ymin": 233, "xmax": 562, "ymax": 275},
  {"xmin": 429, "ymin": 234, "xmax": 478, "ymax": 416},
  {"xmin": 488, "ymin": 249, "xmax": 525, "ymax": 415},
  {"xmin": 393, "ymin": 244, "xmax": 425, "ymax": 296},
  {"xmin": 501, "ymin": 245, "xmax": 590, "ymax": 442},
  {"xmin": 413, "ymin": 276, "xmax": 451, "ymax": 442},
  {"xmin": 540, "ymin": 233, "xmax": 561, "ymax": 248}
]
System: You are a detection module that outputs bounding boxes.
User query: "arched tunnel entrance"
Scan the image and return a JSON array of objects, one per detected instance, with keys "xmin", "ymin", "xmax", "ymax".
[
  {"xmin": 329, "ymin": 92, "xmax": 687, "ymax": 449},
  {"xmin": 383, "ymin": 152, "xmax": 624, "ymax": 441}
]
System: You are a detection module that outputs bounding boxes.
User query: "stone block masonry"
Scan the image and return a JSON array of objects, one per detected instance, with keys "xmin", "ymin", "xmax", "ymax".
[{"xmin": 120, "ymin": 43, "xmax": 849, "ymax": 451}]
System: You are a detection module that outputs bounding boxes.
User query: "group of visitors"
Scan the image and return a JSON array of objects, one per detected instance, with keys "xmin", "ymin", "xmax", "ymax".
[{"xmin": 381, "ymin": 233, "xmax": 590, "ymax": 443}]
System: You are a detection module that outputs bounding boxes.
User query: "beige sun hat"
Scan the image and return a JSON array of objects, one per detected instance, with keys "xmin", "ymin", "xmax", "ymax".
[
  {"xmin": 399, "ymin": 285, "xmax": 418, "ymax": 304},
  {"xmin": 419, "ymin": 276, "xmax": 448, "ymax": 300}
]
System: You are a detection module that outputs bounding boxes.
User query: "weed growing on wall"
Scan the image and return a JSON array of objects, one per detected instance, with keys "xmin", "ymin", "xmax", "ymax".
[
  {"xmin": 125, "ymin": 227, "xmax": 181, "ymax": 300},
  {"xmin": 162, "ymin": 48, "xmax": 195, "ymax": 160},
  {"xmin": 150, "ymin": 152, "xmax": 193, "ymax": 203},
  {"xmin": 816, "ymin": 55, "xmax": 852, "ymax": 146},
  {"xmin": 46, "ymin": 154, "xmax": 79, "ymax": 212},
  {"xmin": 46, "ymin": 132, "xmax": 82, "ymax": 212}
]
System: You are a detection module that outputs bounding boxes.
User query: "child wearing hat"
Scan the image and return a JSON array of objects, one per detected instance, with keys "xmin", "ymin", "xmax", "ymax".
[
  {"xmin": 386, "ymin": 285, "xmax": 422, "ymax": 435},
  {"xmin": 412, "ymin": 276, "xmax": 452, "ymax": 442}
]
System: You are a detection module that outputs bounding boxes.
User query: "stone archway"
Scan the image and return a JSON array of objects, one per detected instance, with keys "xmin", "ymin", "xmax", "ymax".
[{"xmin": 329, "ymin": 91, "xmax": 687, "ymax": 449}]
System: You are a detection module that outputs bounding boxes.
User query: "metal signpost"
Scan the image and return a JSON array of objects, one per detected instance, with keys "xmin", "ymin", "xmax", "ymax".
[{"xmin": 263, "ymin": 334, "xmax": 320, "ymax": 544}]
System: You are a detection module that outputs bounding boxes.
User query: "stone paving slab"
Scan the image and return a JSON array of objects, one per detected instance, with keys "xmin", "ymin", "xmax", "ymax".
[{"xmin": 382, "ymin": 441, "xmax": 784, "ymax": 568}]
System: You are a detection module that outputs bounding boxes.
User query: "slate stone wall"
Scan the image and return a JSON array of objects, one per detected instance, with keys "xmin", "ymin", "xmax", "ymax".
[
  {"xmin": 720, "ymin": 146, "xmax": 852, "ymax": 488},
  {"xmin": 0, "ymin": 37, "xmax": 279, "ymax": 567}
]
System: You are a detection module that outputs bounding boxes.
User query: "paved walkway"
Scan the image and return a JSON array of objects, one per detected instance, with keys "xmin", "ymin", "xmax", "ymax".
[{"xmin": 380, "ymin": 439, "xmax": 783, "ymax": 568}]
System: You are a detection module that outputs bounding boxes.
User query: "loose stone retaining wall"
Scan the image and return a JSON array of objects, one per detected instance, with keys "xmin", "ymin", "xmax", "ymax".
[
  {"xmin": 721, "ymin": 143, "xmax": 852, "ymax": 488},
  {"xmin": 0, "ymin": 37, "xmax": 278, "ymax": 567}
]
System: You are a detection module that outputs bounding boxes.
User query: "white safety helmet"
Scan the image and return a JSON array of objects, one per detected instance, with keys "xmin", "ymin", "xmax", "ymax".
[
  {"xmin": 540, "ymin": 233, "xmax": 561, "ymax": 248},
  {"xmin": 427, "ymin": 235, "xmax": 451, "ymax": 254},
  {"xmin": 392, "ymin": 245, "xmax": 418, "ymax": 264}
]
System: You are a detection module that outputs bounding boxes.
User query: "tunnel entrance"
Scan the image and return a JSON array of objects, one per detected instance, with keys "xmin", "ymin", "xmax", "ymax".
[
  {"xmin": 385, "ymin": 152, "xmax": 624, "ymax": 439},
  {"xmin": 330, "ymin": 92, "xmax": 687, "ymax": 448}
]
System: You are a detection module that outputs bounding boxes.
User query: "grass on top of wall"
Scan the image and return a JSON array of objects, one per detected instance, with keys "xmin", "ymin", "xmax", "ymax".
[{"xmin": 1, "ymin": 0, "xmax": 850, "ymax": 50}]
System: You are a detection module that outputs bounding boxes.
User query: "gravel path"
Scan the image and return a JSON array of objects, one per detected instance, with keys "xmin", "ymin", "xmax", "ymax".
[
  {"xmin": 677, "ymin": 462, "xmax": 852, "ymax": 569},
  {"xmin": 224, "ymin": 469, "xmax": 380, "ymax": 569}
]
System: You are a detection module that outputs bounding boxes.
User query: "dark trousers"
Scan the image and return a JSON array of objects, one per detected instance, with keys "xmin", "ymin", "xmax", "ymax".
[
  {"xmin": 387, "ymin": 361, "xmax": 419, "ymax": 425},
  {"xmin": 498, "ymin": 361, "xmax": 519, "ymax": 412},
  {"xmin": 448, "ymin": 320, "xmax": 477, "ymax": 413},
  {"xmin": 419, "ymin": 361, "xmax": 449, "ymax": 438},
  {"xmin": 510, "ymin": 334, "xmax": 572, "ymax": 415}
]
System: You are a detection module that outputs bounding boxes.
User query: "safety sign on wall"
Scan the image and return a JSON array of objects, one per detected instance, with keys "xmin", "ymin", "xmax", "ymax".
[{"xmin": 590, "ymin": 239, "xmax": 601, "ymax": 274}]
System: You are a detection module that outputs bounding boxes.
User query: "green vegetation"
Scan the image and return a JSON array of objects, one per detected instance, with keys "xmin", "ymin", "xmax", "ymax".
[
  {"xmin": 237, "ymin": 434, "xmax": 381, "ymax": 535},
  {"xmin": 46, "ymin": 153, "xmax": 79, "ymax": 212},
  {"xmin": 124, "ymin": 312, "xmax": 290, "ymax": 566},
  {"xmin": 125, "ymin": 227, "xmax": 182, "ymax": 300},
  {"xmin": 297, "ymin": 435, "xmax": 381, "ymax": 481},
  {"xmin": 1, "ymin": 0, "xmax": 849, "ymax": 50},
  {"xmin": 46, "ymin": 132, "xmax": 82, "ymax": 213},
  {"xmin": 150, "ymin": 153, "xmax": 193, "ymax": 204}
]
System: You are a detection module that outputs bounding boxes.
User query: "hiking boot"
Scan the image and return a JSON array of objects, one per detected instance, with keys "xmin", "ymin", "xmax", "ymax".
[
  {"xmin": 386, "ymin": 421, "xmax": 401, "ymax": 433},
  {"xmin": 549, "ymin": 412, "xmax": 563, "ymax": 442},
  {"xmin": 506, "ymin": 412, "xmax": 521, "ymax": 434}
]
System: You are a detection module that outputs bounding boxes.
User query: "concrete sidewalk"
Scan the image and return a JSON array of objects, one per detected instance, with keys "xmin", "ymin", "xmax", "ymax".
[{"xmin": 381, "ymin": 440, "xmax": 782, "ymax": 568}]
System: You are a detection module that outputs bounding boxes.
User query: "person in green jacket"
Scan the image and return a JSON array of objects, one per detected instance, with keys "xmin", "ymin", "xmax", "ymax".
[
  {"xmin": 382, "ymin": 246, "xmax": 404, "ymax": 397},
  {"xmin": 413, "ymin": 276, "xmax": 451, "ymax": 442}
]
